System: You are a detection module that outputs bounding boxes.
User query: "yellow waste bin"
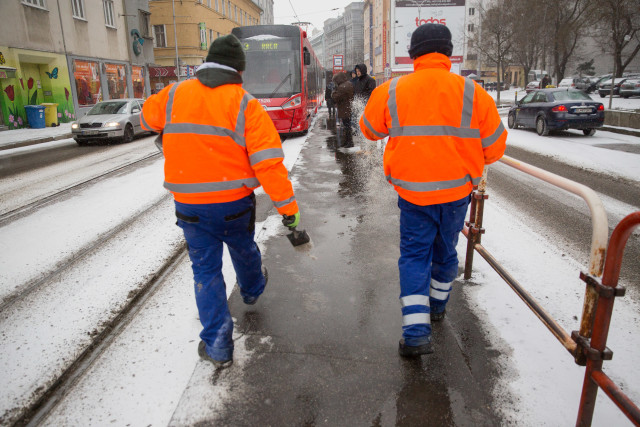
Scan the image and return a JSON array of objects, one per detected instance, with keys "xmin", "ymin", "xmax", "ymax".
[{"xmin": 41, "ymin": 103, "xmax": 59, "ymax": 127}]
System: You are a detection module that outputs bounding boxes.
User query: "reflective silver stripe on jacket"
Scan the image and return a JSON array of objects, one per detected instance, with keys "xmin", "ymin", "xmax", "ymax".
[
  {"xmin": 403, "ymin": 312, "xmax": 430, "ymax": 326},
  {"xmin": 460, "ymin": 78, "xmax": 475, "ymax": 127},
  {"xmin": 389, "ymin": 126, "xmax": 480, "ymax": 138},
  {"xmin": 363, "ymin": 114, "xmax": 388, "ymax": 138},
  {"xmin": 166, "ymin": 82, "xmax": 180, "ymax": 124},
  {"xmin": 164, "ymin": 123, "xmax": 245, "ymax": 146},
  {"xmin": 235, "ymin": 92, "xmax": 254, "ymax": 144},
  {"xmin": 400, "ymin": 294, "xmax": 429, "ymax": 307},
  {"xmin": 249, "ymin": 147, "xmax": 285, "ymax": 166},
  {"xmin": 385, "ymin": 174, "xmax": 481, "ymax": 192},
  {"xmin": 164, "ymin": 177, "xmax": 260, "ymax": 193},
  {"xmin": 273, "ymin": 195, "xmax": 296, "ymax": 208},
  {"xmin": 481, "ymin": 121, "xmax": 506, "ymax": 148},
  {"xmin": 140, "ymin": 112, "xmax": 156, "ymax": 132},
  {"xmin": 388, "ymin": 77, "xmax": 401, "ymax": 128},
  {"xmin": 163, "ymin": 89, "xmax": 253, "ymax": 147},
  {"xmin": 387, "ymin": 76, "xmax": 479, "ymax": 138}
]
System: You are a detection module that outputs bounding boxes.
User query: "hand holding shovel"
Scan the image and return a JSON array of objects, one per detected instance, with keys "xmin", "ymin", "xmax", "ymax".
[{"xmin": 282, "ymin": 212, "xmax": 310, "ymax": 247}]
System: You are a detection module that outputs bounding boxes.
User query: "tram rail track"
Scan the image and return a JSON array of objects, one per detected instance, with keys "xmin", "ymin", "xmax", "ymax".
[
  {"xmin": 12, "ymin": 243, "xmax": 187, "ymax": 427},
  {"xmin": 0, "ymin": 152, "xmax": 161, "ymax": 226},
  {"xmin": 0, "ymin": 193, "xmax": 172, "ymax": 313}
]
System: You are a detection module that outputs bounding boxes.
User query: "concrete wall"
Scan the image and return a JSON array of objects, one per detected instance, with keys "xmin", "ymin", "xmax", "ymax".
[{"xmin": 605, "ymin": 110, "xmax": 640, "ymax": 129}]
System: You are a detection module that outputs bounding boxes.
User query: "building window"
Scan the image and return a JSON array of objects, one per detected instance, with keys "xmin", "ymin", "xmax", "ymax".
[
  {"xmin": 469, "ymin": 7, "xmax": 475, "ymax": 16},
  {"xmin": 103, "ymin": 0, "xmax": 115, "ymax": 27},
  {"xmin": 22, "ymin": 0, "xmax": 47, "ymax": 8},
  {"xmin": 468, "ymin": 23, "xmax": 474, "ymax": 32},
  {"xmin": 209, "ymin": 29, "xmax": 214, "ymax": 44},
  {"xmin": 214, "ymin": 0, "xmax": 218, "ymax": 11},
  {"xmin": 153, "ymin": 25, "xmax": 167, "ymax": 47},
  {"xmin": 74, "ymin": 60, "xmax": 102, "ymax": 105},
  {"xmin": 139, "ymin": 11, "xmax": 151, "ymax": 37},
  {"xmin": 234, "ymin": 5, "xmax": 237, "ymax": 22},
  {"xmin": 71, "ymin": 0, "xmax": 85, "ymax": 18}
]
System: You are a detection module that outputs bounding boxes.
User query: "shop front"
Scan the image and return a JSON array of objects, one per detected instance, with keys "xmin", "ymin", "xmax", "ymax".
[
  {"xmin": 70, "ymin": 57, "xmax": 148, "ymax": 118},
  {"xmin": 0, "ymin": 47, "xmax": 76, "ymax": 130}
]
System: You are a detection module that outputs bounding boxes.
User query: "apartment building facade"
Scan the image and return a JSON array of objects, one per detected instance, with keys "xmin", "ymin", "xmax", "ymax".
[
  {"xmin": 0, "ymin": 0, "xmax": 154, "ymax": 128},
  {"xmin": 148, "ymin": 0, "xmax": 261, "ymax": 91},
  {"xmin": 323, "ymin": 2, "xmax": 365, "ymax": 74}
]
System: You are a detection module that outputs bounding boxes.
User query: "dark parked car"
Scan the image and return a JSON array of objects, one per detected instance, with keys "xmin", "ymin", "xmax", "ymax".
[
  {"xmin": 597, "ymin": 74, "xmax": 640, "ymax": 97},
  {"xmin": 620, "ymin": 78, "xmax": 640, "ymax": 98},
  {"xmin": 587, "ymin": 75, "xmax": 611, "ymax": 93},
  {"xmin": 71, "ymin": 98, "xmax": 147, "ymax": 146},
  {"xmin": 507, "ymin": 88, "xmax": 604, "ymax": 136}
]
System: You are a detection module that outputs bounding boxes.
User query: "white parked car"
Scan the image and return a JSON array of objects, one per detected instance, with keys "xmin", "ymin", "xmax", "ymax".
[{"xmin": 71, "ymin": 98, "xmax": 147, "ymax": 146}]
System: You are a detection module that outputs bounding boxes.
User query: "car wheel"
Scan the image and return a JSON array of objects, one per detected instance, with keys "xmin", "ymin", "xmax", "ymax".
[
  {"xmin": 75, "ymin": 138, "xmax": 88, "ymax": 146},
  {"xmin": 122, "ymin": 124, "xmax": 134, "ymax": 143},
  {"xmin": 536, "ymin": 116, "xmax": 549, "ymax": 136},
  {"xmin": 599, "ymin": 92, "xmax": 606, "ymax": 98},
  {"xmin": 622, "ymin": 95, "xmax": 629, "ymax": 99},
  {"xmin": 583, "ymin": 128, "xmax": 596, "ymax": 136},
  {"xmin": 507, "ymin": 112, "xmax": 516, "ymax": 129}
]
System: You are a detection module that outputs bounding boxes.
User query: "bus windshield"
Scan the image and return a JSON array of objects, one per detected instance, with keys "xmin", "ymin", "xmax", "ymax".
[{"xmin": 239, "ymin": 35, "xmax": 301, "ymax": 99}]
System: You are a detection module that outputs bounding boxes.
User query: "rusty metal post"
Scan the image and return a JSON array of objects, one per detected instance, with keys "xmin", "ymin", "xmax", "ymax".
[
  {"xmin": 464, "ymin": 169, "xmax": 488, "ymax": 280},
  {"xmin": 576, "ymin": 212, "xmax": 640, "ymax": 426}
]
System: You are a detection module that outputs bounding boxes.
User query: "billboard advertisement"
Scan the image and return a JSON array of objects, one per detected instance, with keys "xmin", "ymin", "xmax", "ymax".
[{"xmin": 392, "ymin": 0, "xmax": 466, "ymax": 69}]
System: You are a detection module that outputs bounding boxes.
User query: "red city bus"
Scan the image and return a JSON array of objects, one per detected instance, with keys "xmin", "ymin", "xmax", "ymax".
[{"xmin": 232, "ymin": 25, "xmax": 324, "ymax": 136}]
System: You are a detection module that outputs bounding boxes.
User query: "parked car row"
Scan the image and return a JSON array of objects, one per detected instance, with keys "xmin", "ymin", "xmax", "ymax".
[
  {"xmin": 620, "ymin": 78, "xmax": 640, "ymax": 98},
  {"xmin": 597, "ymin": 73, "xmax": 640, "ymax": 98},
  {"xmin": 508, "ymin": 88, "xmax": 604, "ymax": 136}
]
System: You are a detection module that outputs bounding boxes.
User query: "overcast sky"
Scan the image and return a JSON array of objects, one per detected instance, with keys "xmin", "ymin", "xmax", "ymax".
[{"xmin": 273, "ymin": 1, "xmax": 354, "ymax": 33}]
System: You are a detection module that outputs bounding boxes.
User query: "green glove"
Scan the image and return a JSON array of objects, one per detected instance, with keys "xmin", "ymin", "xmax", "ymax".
[{"xmin": 282, "ymin": 212, "xmax": 300, "ymax": 228}]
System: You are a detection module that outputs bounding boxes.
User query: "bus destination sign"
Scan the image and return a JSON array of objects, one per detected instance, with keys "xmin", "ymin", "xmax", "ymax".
[{"xmin": 242, "ymin": 39, "xmax": 292, "ymax": 52}]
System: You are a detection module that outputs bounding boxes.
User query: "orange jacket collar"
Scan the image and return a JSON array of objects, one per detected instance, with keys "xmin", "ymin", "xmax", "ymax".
[{"xmin": 413, "ymin": 53, "xmax": 452, "ymax": 72}]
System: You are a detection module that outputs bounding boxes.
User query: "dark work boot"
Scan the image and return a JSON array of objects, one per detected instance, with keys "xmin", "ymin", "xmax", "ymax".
[
  {"xmin": 242, "ymin": 265, "xmax": 268, "ymax": 305},
  {"xmin": 431, "ymin": 309, "xmax": 446, "ymax": 322},
  {"xmin": 198, "ymin": 341, "xmax": 232, "ymax": 369},
  {"xmin": 398, "ymin": 338, "xmax": 434, "ymax": 358}
]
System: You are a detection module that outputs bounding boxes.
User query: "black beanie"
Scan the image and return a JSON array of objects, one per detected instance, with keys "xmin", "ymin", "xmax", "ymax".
[
  {"xmin": 408, "ymin": 23, "xmax": 453, "ymax": 59},
  {"xmin": 205, "ymin": 34, "xmax": 246, "ymax": 71}
]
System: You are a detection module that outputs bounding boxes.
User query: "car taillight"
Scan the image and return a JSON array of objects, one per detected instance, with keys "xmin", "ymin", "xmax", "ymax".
[
  {"xmin": 597, "ymin": 104, "xmax": 604, "ymax": 111},
  {"xmin": 552, "ymin": 105, "xmax": 567, "ymax": 112},
  {"xmin": 636, "ymin": 83, "xmax": 640, "ymax": 87}
]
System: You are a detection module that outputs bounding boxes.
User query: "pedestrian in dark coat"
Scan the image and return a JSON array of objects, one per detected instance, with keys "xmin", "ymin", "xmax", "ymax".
[
  {"xmin": 325, "ymin": 80, "xmax": 336, "ymax": 117},
  {"xmin": 331, "ymin": 71, "xmax": 354, "ymax": 125},
  {"xmin": 353, "ymin": 63, "xmax": 377, "ymax": 102}
]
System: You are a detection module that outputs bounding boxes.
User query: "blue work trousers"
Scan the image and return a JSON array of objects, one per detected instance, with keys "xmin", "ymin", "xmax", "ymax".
[
  {"xmin": 397, "ymin": 194, "xmax": 470, "ymax": 346},
  {"xmin": 175, "ymin": 194, "xmax": 265, "ymax": 361}
]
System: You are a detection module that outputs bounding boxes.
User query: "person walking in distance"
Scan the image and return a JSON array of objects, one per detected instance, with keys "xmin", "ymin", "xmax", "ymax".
[
  {"xmin": 353, "ymin": 63, "xmax": 376, "ymax": 103},
  {"xmin": 325, "ymin": 79, "xmax": 336, "ymax": 118},
  {"xmin": 141, "ymin": 34, "xmax": 301, "ymax": 369},
  {"xmin": 359, "ymin": 23, "xmax": 507, "ymax": 358},
  {"xmin": 331, "ymin": 71, "xmax": 355, "ymax": 134}
]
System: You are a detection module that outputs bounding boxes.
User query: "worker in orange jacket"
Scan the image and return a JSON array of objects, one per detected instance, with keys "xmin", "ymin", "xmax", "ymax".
[
  {"xmin": 141, "ymin": 34, "xmax": 300, "ymax": 369},
  {"xmin": 359, "ymin": 23, "xmax": 507, "ymax": 358}
]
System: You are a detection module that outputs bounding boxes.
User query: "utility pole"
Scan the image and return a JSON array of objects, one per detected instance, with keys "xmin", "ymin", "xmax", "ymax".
[{"xmin": 172, "ymin": 0, "xmax": 180, "ymax": 81}]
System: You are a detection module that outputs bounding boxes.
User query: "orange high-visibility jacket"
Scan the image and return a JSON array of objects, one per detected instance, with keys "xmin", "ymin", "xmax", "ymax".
[
  {"xmin": 359, "ymin": 53, "xmax": 507, "ymax": 206},
  {"xmin": 141, "ymin": 78, "xmax": 298, "ymax": 216}
]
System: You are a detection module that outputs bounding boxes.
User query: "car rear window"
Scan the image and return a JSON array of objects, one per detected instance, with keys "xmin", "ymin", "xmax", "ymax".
[{"xmin": 551, "ymin": 91, "xmax": 591, "ymax": 101}]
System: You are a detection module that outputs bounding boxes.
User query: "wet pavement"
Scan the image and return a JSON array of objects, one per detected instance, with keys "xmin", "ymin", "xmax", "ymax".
[{"xmin": 219, "ymin": 115, "xmax": 504, "ymax": 425}]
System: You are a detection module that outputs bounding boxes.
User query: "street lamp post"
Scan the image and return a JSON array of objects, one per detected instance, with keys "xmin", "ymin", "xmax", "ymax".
[{"xmin": 172, "ymin": 0, "xmax": 180, "ymax": 81}]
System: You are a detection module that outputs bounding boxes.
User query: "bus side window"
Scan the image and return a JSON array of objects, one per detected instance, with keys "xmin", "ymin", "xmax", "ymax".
[{"xmin": 303, "ymin": 49, "xmax": 311, "ymax": 66}]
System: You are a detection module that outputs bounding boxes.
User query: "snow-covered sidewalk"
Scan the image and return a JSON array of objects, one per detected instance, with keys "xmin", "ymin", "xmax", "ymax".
[{"xmin": 0, "ymin": 123, "xmax": 73, "ymax": 150}]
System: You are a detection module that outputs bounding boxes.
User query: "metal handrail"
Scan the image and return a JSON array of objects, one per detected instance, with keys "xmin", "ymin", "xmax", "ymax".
[
  {"xmin": 462, "ymin": 156, "xmax": 640, "ymax": 425},
  {"xmin": 497, "ymin": 156, "xmax": 609, "ymax": 363}
]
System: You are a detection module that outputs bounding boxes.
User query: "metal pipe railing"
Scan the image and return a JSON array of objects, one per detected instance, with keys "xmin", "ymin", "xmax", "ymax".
[
  {"xmin": 496, "ymin": 156, "xmax": 609, "ymax": 365},
  {"xmin": 576, "ymin": 212, "xmax": 640, "ymax": 426}
]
